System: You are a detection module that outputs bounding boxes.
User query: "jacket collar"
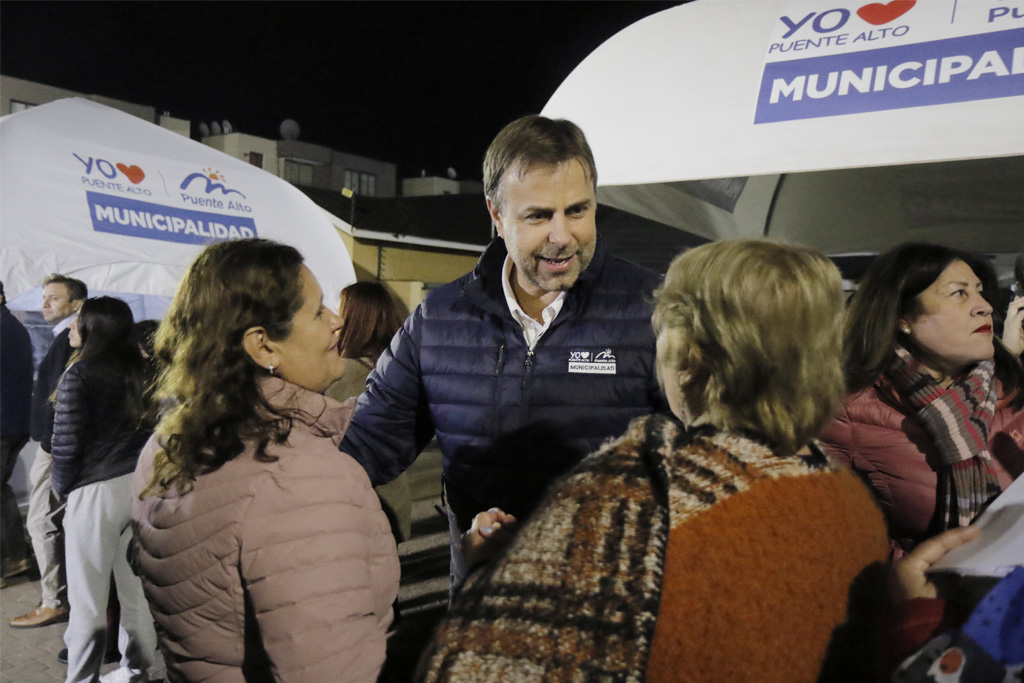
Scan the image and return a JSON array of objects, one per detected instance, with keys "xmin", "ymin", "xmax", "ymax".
[
  {"xmin": 259, "ymin": 376, "xmax": 356, "ymax": 447},
  {"xmin": 463, "ymin": 236, "xmax": 608, "ymax": 319}
]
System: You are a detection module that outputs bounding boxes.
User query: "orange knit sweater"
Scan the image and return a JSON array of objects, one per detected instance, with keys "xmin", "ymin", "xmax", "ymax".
[{"xmin": 648, "ymin": 466, "xmax": 888, "ymax": 682}]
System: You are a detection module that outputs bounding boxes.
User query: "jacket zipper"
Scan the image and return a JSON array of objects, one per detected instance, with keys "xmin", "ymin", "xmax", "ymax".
[
  {"xmin": 494, "ymin": 344, "xmax": 506, "ymax": 375},
  {"xmin": 493, "ymin": 343, "xmax": 506, "ymax": 442},
  {"xmin": 519, "ymin": 349, "xmax": 535, "ymax": 428},
  {"xmin": 521, "ymin": 350, "xmax": 535, "ymax": 389}
]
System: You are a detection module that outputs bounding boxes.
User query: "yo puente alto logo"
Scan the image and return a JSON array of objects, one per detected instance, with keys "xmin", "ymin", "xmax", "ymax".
[
  {"xmin": 180, "ymin": 168, "xmax": 247, "ymax": 198},
  {"xmin": 778, "ymin": 0, "xmax": 917, "ymax": 41},
  {"xmin": 74, "ymin": 154, "xmax": 148, "ymax": 185},
  {"xmin": 568, "ymin": 348, "xmax": 617, "ymax": 375},
  {"xmin": 74, "ymin": 153, "xmax": 152, "ymax": 196}
]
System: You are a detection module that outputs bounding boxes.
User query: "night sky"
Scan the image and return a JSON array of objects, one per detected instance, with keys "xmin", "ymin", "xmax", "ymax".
[{"xmin": 1, "ymin": 1, "xmax": 681, "ymax": 181}]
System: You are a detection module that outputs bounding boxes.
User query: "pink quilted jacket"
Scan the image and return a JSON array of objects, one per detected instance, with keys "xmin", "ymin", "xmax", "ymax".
[
  {"xmin": 820, "ymin": 378, "xmax": 1024, "ymax": 560},
  {"xmin": 131, "ymin": 378, "xmax": 400, "ymax": 682}
]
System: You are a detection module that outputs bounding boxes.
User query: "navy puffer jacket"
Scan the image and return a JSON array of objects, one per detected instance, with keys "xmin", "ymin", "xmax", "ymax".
[
  {"xmin": 51, "ymin": 355, "xmax": 151, "ymax": 496},
  {"xmin": 30, "ymin": 327, "xmax": 73, "ymax": 450},
  {"xmin": 341, "ymin": 238, "xmax": 666, "ymax": 528}
]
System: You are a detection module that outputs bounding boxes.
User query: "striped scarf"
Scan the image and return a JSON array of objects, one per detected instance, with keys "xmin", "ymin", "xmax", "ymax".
[{"xmin": 886, "ymin": 346, "xmax": 1001, "ymax": 529}]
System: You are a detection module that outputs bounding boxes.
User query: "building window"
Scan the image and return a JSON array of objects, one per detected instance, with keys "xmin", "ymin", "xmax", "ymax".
[
  {"xmin": 9, "ymin": 100, "xmax": 33, "ymax": 114},
  {"xmin": 344, "ymin": 170, "xmax": 377, "ymax": 197},
  {"xmin": 248, "ymin": 152, "xmax": 264, "ymax": 169},
  {"xmin": 283, "ymin": 160, "xmax": 314, "ymax": 186}
]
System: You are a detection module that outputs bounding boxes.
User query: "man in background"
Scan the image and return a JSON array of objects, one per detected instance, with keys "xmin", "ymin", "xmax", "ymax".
[
  {"xmin": 1, "ymin": 281, "xmax": 34, "ymax": 587},
  {"xmin": 10, "ymin": 274, "xmax": 85, "ymax": 628}
]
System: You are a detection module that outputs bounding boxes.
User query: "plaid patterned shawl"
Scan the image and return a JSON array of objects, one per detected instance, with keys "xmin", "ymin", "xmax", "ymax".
[{"xmin": 418, "ymin": 414, "xmax": 841, "ymax": 682}]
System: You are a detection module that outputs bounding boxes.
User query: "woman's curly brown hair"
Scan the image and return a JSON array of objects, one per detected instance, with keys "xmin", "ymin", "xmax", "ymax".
[{"xmin": 141, "ymin": 239, "xmax": 305, "ymax": 497}]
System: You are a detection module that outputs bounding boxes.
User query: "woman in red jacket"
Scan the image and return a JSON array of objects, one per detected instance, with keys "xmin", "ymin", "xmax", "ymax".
[{"xmin": 821, "ymin": 243, "xmax": 1024, "ymax": 560}]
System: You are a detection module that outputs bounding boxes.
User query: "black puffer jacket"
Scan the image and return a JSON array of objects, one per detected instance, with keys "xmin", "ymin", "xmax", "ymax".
[
  {"xmin": 30, "ymin": 327, "xmax": 73, "ymax": 450},
  {"xmin": 51, "ymin": 355, "xmax": 150, "ymax": 496},
  {"xmin": 341, "ymin": 238, "xmax": 666, "ymax": 528}
]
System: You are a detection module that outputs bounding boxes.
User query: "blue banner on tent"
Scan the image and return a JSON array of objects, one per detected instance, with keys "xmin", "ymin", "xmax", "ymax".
[
  {"xmin": 755, "ymin": 28, "xmax": 1024, "ymax": 123},
  {"xmin": 86, "ymin": 191, "xmax": 258, "ymax": 244}
]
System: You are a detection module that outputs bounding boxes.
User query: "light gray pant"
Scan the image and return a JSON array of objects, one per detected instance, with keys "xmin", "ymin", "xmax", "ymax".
[
  {"xmin": 64, "ymin": 474, "xmax": 156, "ymax": 683},
  {"xmin": 25, "ymin": 445, "xmax": 66, "ymax": 608}
]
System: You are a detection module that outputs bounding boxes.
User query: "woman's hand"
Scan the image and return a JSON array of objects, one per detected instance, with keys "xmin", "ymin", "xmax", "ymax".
[
  {"xmin": 460, "ymin": 507, "xmax": 517, "ymax": 569},
  {"xmin": 1004, "ymin": 295, "xmax": 1024, "ymax": 356},
  {"xmin": 887, "ymin": 525, "xmax": 981, "ymax": 603}
]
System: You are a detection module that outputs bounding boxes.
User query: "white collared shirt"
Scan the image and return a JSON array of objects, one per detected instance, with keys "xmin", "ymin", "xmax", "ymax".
[
  {"xmin": 501, "ymin": 256, "xmax": 566, "ymax": 351},
  {"xmin": 52, "ymin": 313, "xmax": 76, "ymax": 337}
]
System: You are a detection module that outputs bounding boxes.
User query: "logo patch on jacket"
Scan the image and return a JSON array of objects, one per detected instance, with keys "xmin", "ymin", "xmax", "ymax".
[{"xmin": 568, "ymin": 349, "xmax": 616, "ymax": 375}]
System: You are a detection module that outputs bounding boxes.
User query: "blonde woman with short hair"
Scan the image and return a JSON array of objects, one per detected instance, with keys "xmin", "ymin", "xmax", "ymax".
[{"xmin": 420, "ymin": 240, "xmax": 889, "ymax": 683}]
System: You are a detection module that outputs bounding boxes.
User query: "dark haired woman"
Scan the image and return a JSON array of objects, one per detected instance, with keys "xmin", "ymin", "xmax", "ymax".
[
  {"xmin": 326, "ymin": 282, "xmax": 412, "ymax": 541},
  {"xmin": 821, "ymin": 243, "xmax": 1024, "ymax": 560},
  {"xmin": 131, "ymin": 239, "xmax": 399, "ymax": 682},
  {"xmin": 51, "ymin": 296, "xmax": 157, "ymax": 683}
]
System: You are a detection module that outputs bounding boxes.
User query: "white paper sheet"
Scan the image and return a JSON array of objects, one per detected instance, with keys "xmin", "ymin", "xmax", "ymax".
[{"xmin": 929, "ymin": 474, "xmax": 1024, "ymax": 578}]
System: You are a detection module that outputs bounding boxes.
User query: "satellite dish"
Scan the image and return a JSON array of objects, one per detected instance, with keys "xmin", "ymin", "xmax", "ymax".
[
  {"xmin": 447, "ymin": 167, "xmax": 457, "ymax": 180},
  {"xmin": 222, "ymin": 120, "xmax": 233, "ymax": 134},
  {"xmin": 280, "ymin": 119, "xmax": 300, "ymax": 141},
  {"xmin": 198, "ymin": 122, "xmax": 210, "ymax": 137},
  {"xmin": 210, "ymin": 121, "xmax": 222, "ymax": 135}
]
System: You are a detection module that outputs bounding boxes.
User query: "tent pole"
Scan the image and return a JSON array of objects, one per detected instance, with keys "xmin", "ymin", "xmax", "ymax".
[{"xmin": 762, "ymin": 173, "xmax": 787, "ymax": 238}]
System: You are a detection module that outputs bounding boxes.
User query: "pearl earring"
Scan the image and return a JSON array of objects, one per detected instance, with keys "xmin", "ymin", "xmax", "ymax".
[{"xmin": 267, "ymin": 365, "xmax": 276, "ymax": 375}]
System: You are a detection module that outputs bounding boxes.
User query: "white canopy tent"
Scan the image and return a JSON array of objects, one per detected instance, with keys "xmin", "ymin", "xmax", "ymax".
[
  {"xmin": 542, "ymin": 0, "xmax": 1023, "ymax": 275},
  {"xmin": 1, "ymin": 98, "xmax": 356, "ymax": 317}
]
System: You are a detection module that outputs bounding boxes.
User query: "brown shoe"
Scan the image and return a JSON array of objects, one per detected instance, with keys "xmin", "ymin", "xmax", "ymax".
[{"xmin": 10, "ymin": 604, "xmax": 70, "ymax": 629}]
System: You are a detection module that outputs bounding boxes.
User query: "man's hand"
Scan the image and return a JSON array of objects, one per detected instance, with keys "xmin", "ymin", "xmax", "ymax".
[
  {"xmin": 888, "ymin": 525, "xmax": 981, "ymax": 603},
  {"xmin": 460, "ymin": 507, "xmax": 518, "ymax": 569}
]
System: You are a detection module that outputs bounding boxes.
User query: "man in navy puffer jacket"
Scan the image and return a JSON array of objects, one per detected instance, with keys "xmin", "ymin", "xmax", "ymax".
[
  {"xmin": 341, "ymin": 116, "xmax": 666, "ymax": 588},
  {"xmin": 10, "ymin": 274, "xmax": 85, "ymax": 629}
]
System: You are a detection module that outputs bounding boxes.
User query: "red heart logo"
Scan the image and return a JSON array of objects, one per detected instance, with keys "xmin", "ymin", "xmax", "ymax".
[
  {"xmin": 116, "ymin": 163, "xmax": 145, "ymax": 184},
  {"xmin": 857, "ymin": 0, "xmax": 916, "ymax": 26}
]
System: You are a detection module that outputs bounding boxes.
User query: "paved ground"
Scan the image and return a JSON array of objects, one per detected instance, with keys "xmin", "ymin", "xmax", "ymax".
[{"xmin": 1, "ymin": 449, "xmax": 448, "ymax": 683}]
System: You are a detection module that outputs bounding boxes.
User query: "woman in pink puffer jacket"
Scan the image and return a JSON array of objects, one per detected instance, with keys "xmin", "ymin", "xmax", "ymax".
[{"xmin": 131, "ymin": 240, "xmax": 399, "ymax": 682}]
